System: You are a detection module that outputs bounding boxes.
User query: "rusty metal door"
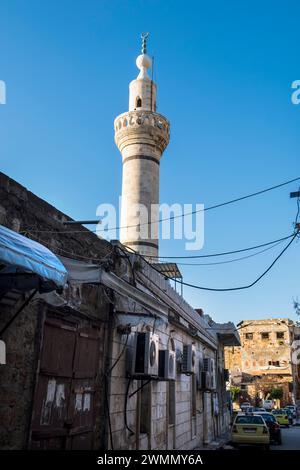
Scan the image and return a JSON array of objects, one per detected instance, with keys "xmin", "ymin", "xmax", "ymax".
[{"xmin": 30, "ymin": 318, "xmax": 101, "ymax": 449}]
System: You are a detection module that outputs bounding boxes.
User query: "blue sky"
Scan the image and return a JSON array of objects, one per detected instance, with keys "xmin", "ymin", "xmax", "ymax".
[{"xmin": 1, "ymin": 0, "xmax": 300, "ymax": 324}]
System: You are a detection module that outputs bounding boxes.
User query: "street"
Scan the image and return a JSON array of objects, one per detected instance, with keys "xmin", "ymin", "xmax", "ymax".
[{"xmin": 271, "ymin": 425, "xmax": 300, "ymax": 450}]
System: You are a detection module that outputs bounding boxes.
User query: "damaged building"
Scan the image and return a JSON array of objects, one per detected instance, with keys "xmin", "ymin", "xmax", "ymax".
[{"xmin": 225, "ymin": 318, "xmax": 298, "ymax": 407}]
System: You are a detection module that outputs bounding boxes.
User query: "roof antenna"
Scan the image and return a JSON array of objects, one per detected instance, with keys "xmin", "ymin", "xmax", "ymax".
[{"xmin": 141, "ymin": 32, "xmax": 149, "ymax": 54}]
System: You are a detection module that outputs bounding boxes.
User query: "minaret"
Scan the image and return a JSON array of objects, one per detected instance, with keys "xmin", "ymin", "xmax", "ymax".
[{"xmin": 114, "ymin": 33, "xmax": 170, "ymax": 259}]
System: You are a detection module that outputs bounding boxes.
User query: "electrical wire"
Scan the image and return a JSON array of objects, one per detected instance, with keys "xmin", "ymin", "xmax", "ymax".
[
  {"xmin": 106, "ymin": 334, "xmax": 129, "ymax": 376},
  {"xmin": 115, "ymin": 245, "xmax": 136, "ymax": 286},
  {"xmin": 21, "ymin": 176, "xmax": 300, "ymax": 235},
  {"xmin": 123, "ymin": 229, "xmax": 299, "ymax": 292},
  {"xmin": 165, "ymin": 233, "xmax": 298, "ymax": 291},
  {"xmin": 124, "ymin": 378, "xmax": 135, "ymax": 435},
  {"xmin": 153, "ymin": 235, "xmax": 293, "ymax": 261},
  {"xmin": 28, "ymin": 228, "xmax": 294, "ymax": 262},
  {"xmin": 25, "ymin": 231, "xmax": 114, "ymax": 263},
  {"xmin": 129, "ymin": 379, "xmax": 151, "ymax": 398},
  {"xmin": 171, "ymin": 240, "xmax": 285, "ymax": 266},
  {"xmin": 104, "ymin": 374, "xmax": 114, "ymax": 450}
]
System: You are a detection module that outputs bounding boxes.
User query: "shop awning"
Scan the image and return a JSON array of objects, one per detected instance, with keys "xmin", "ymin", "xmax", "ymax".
[{"xmin": 0, "ymin": 224, "xmax": 68, "ymax": 293}]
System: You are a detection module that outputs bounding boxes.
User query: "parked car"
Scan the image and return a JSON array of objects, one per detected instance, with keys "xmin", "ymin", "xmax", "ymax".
[
  {"xmin": 240, "ymin": 402, "xmax": 251, "ymax": 411},
  {"xmin": 272, "ymin": 409, "xmax": 289, "ymax": 427},
  {"xmin": 252, "ymin": 407, "xmax": 266, "ymax": 412},
  {"xmin": 243, "ymin": 406, "xmax": 254, "ymax": 413},
  {"xmin": 254, "ymin": 412, "xmax": 282, "ymax": 445},
  {"xmin": 285, "ymin": 405, "xmax": 297, "ymax": 419},
  {"xmin": 283, "ymin": 408, "xmax": 294, "ymax": 425},
  {"xmin": 231, "ymin": 413, "xmax": 270, "ymax": 449},
  {"xmin": 263, "ymin": 400, "xmax": 274, "ymax": 410}
]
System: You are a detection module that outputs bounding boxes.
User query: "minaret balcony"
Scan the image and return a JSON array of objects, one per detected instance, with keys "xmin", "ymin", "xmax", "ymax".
[{"xmin": 114, "ymin": 110, "xmax": 170, "ymax": 153}]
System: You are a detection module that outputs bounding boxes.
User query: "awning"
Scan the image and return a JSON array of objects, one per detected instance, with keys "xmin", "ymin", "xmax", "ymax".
[
  {"xmin": 0, "ymin": 225, "xmax": 68, "ymax": 292},
  {"xmin": 152, "ymin": 262, "xmax": 182, "ymax": 280}
]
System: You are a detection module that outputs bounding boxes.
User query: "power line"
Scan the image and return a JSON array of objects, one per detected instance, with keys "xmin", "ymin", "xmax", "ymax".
[
  {"xmin": 164, "ymin": 233, "xmax": 298, "ymax": 291},
  {"xmin": 123, "ymin": 229, "xmax": 299, "ymax": 292},
  {"xmin": 108, "ymin": 175, "xmax": 300, "ymax": 232},
  {"xmin": 172, "ymin": 240, "xmax": 285, "ymax": 266},
  {"xmin": 21, "ymin": 176, "xmax": 300, "ymax": 235},
  {"xmin": 147, "ymin": 233, "xmax": 294, "ymax": 260}
]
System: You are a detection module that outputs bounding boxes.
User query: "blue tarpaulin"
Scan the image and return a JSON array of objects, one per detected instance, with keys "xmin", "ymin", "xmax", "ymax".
[{"xmin": 0, "ymin": 224, "xmax": 67, "ymax": 289}]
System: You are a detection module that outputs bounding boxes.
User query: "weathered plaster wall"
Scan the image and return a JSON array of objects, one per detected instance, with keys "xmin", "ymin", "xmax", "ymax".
[{"xmin": 107, "ymin": 313, "xmax": 218, "ymax": 450}]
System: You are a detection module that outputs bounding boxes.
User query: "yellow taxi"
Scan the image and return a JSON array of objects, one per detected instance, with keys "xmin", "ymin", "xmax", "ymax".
[
  {"xmin": 272, "ymin": 409, "xmax": 289, "ymax": 427},
  {"xmin": 231, "ymin": 413, "xmax": 270, "ymax": 449}
]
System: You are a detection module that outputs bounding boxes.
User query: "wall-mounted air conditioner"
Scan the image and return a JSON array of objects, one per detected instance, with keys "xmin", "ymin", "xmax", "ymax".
[
  {"xmin": 203, "ymin": 357, "xmax": 216, "ymax": 390},
  {"xmin": 200, "ymin": 371, "xmax": 212, "ymax": 390},
  {"xmin": 127, "ymin": 332, "xmax": 159, "ymax": 378},
  {"xmin": 181, "ymin": 344, "xmax": 196, "ymax": 375},
  {"xmin": 158, "ymin": 350, "xmax": 176, "ymax": 381}
]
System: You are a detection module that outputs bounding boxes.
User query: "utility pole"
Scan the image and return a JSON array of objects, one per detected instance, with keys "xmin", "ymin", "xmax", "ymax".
[{"xmin": 290, "ymin": 189, "xmax": 300, "ymax": 231}]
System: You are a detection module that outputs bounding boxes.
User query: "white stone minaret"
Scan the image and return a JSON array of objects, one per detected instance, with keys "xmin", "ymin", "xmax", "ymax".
[{"xmin": 114, "ymin": 34, "xmax": 170, "ymax": 259}]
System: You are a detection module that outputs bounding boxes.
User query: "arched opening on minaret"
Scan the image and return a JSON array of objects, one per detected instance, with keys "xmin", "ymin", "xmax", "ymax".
[{"xmin": 136, "ymin": 97, "xmax": 142, "ymax": 108}]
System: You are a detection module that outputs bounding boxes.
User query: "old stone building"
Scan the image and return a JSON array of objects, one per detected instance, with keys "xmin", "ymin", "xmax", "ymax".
[
  {"xmin": 225, "ymin": 318, "xmax": 298, "ymax": 406},
  {"xmin": 0, "ymin": 172, "xmax": 113, "ymax": 449},
  {"xmin": 0, "ymin": 36, "xmax": 240, "ymax": 450},
  {"xmin": 0, "ymin": 172, "xmax": 240, "ymax": 450}
]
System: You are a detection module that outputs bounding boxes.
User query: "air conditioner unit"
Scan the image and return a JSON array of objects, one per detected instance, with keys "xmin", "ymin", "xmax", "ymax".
[
  {"xmin": 181, "ymin": 344, "xmax": 196, "ymax": 375},
  {"xmin": 203, "ymin": 357, "xmax": 216, "ymax": 390},
  {"xmin": 203, "ymin": 357, "xmax": 213, "ymax": 373},
  {"xmin": 158, "ymin": 350, "xmax": 176, "ymax": 381},
  {"xmin": 127, "ymin": 332, "xmax": 159, "ymax": 378},
  {"xmin": 201, "ymin": 371, "xmax": 213, "ymax": 390}
]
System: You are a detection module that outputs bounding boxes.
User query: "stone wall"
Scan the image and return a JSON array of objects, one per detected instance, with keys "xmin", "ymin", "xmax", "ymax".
[
  {"xmin": 0, "ymin": 172, "xmax": 112, "ymax": 449},
  {"xmin": 0, "ymin": 300, "xmax": 42, "ymax": 449},
  {"xmin": 225, "ymin": 318, "xmax": 295, "ymax": 405},
  {"xmin": 107, "ymin": 312, "xmax": 218, "ymax": 450}
]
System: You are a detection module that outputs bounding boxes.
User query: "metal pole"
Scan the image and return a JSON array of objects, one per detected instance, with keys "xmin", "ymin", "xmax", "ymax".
[{"xmin": 0, "ymin": 289, "xmax": 37, "ymax": 337}]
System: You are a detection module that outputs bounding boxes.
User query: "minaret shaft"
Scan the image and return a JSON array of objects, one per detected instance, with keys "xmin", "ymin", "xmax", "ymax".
[{"xmin": 114, "ymin": 40, "xmax": 170, "ymax": 259}]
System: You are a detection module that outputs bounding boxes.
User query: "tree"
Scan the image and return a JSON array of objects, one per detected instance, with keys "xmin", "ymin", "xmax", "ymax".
[
  {"xmin": 230, "ymin": 386, "xmax": 241, "ymax": 402},
  {"xmin": 293, "ymin": 298, "xmax": 300, "ymax": 325},
  {"xmin": 268, "ymin": 388, "xmax": 283, "ymax": 400}
]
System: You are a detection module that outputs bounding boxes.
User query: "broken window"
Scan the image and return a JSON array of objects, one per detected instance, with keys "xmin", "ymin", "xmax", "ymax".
[
  {"xmin": 245, "ymin": 333, "xmax": 253, "ymax": 340},
  {"xmin": 276, "ymin": 332, "xmax": 284, "ymax": 339}
]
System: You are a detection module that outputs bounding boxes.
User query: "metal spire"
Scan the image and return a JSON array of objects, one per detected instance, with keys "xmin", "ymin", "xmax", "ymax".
[{"xmin": 141, "ymin": 32, "xmax": 149, "ymax": 54}]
